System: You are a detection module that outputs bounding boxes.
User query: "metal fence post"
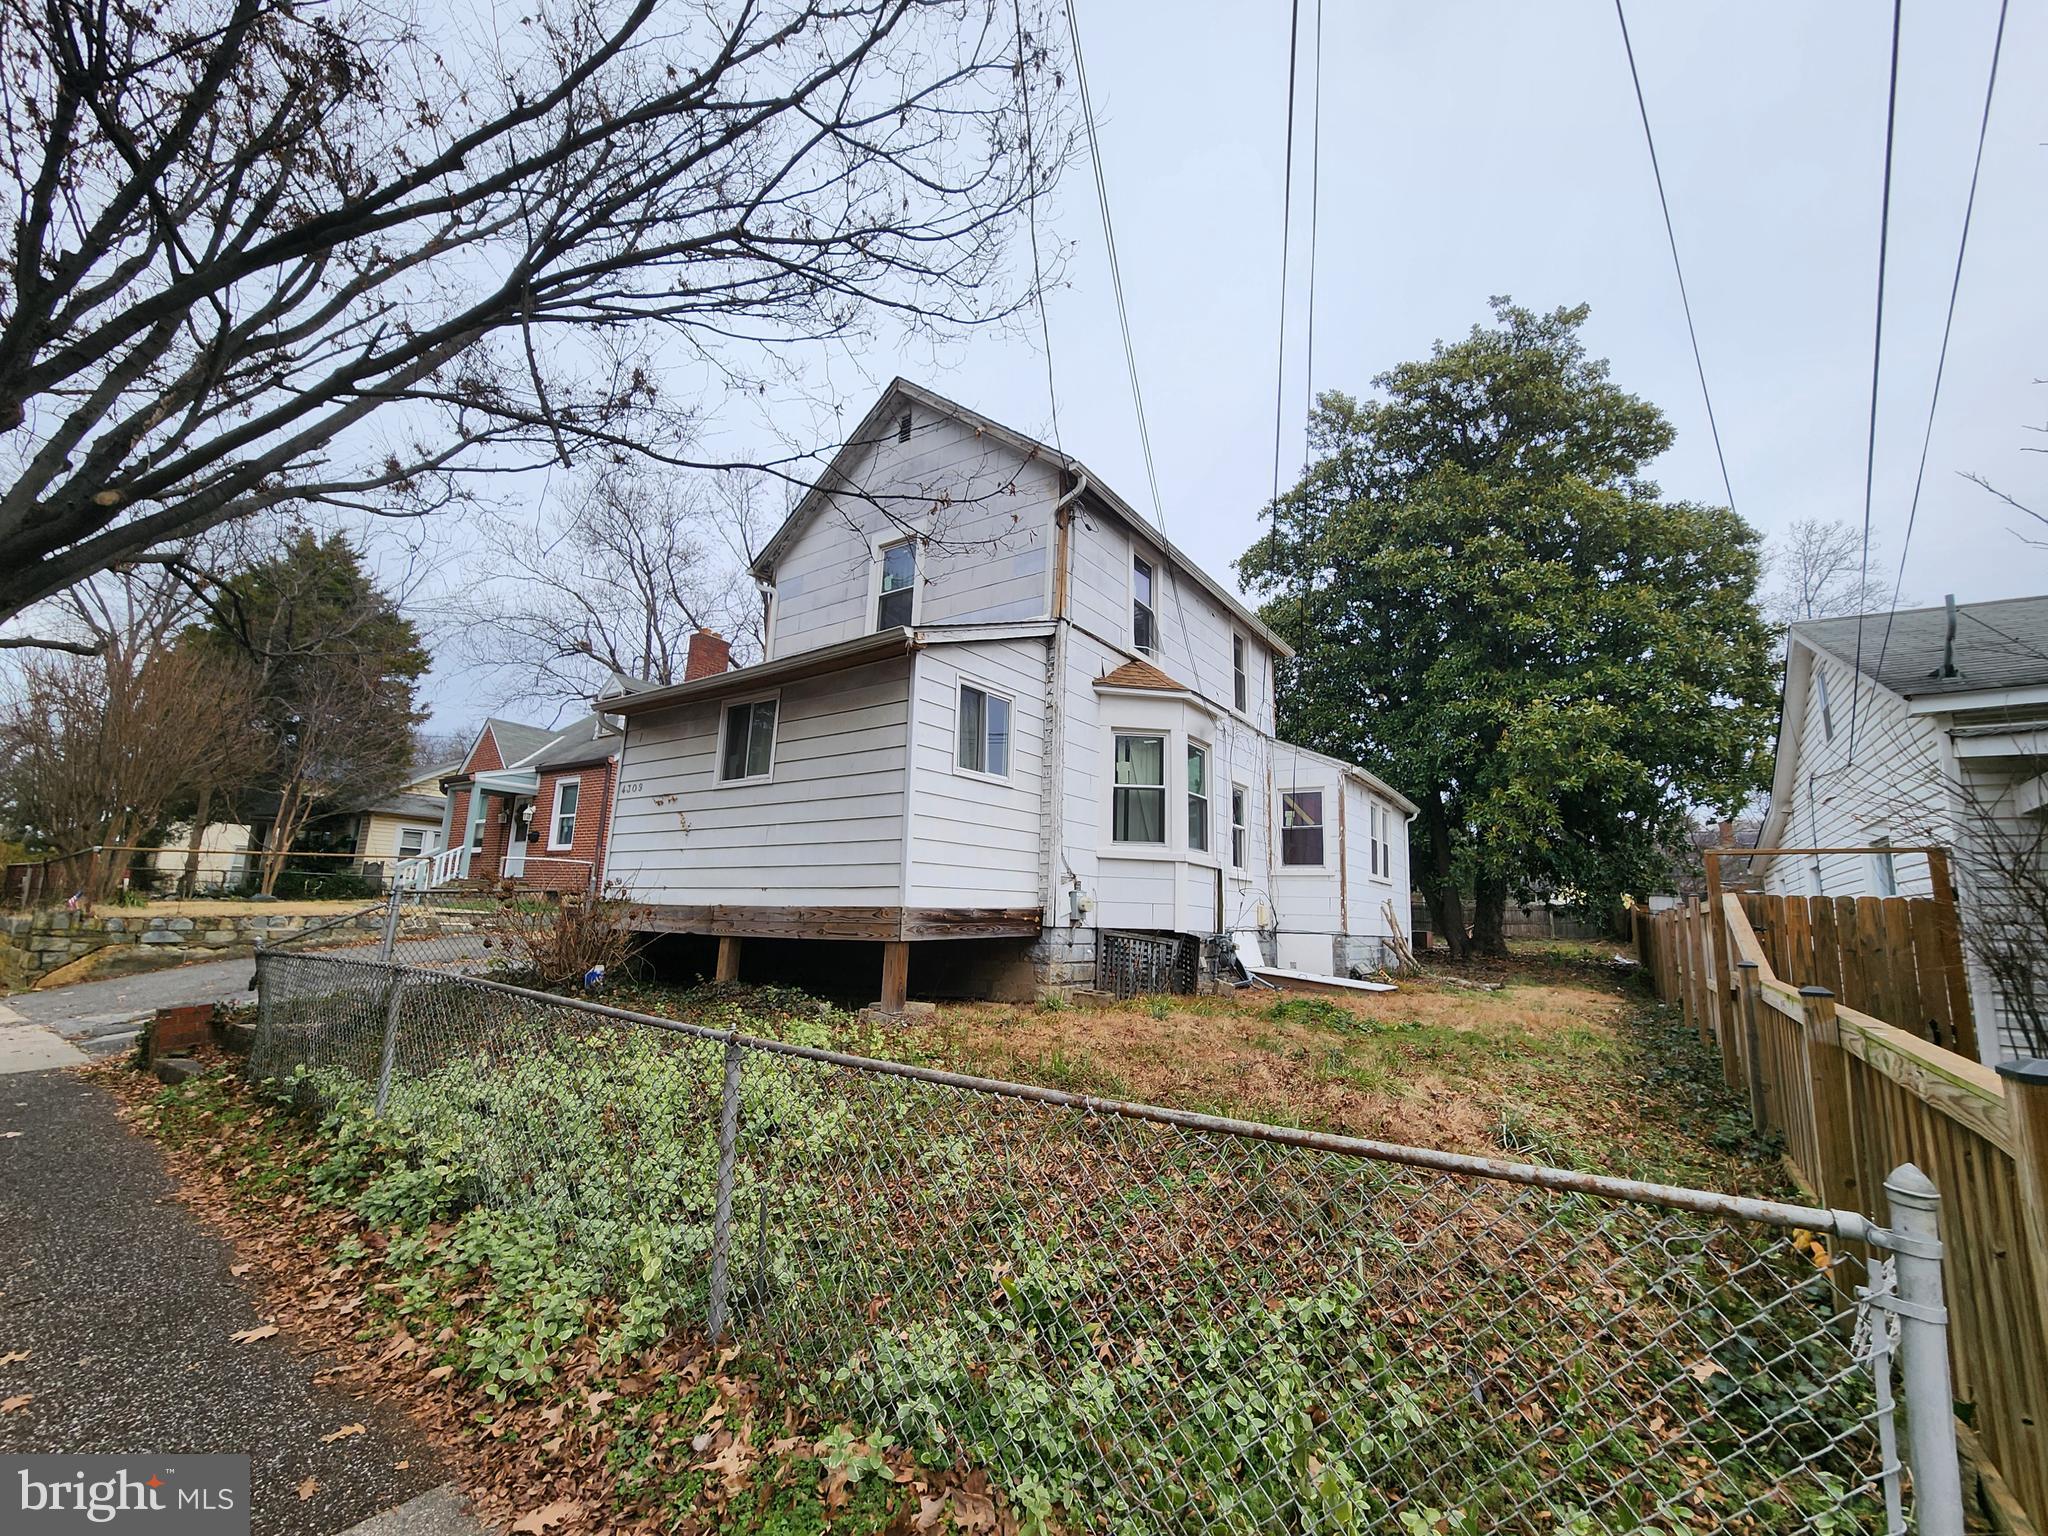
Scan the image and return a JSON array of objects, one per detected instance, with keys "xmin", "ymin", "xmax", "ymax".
[
  {"xmin": 377, "ymin": 881, "xmax": 404, "ymax": 963},
  {"xmin": 1884, "ymin": 1163, "xmax": 1965, "ymax": 1536},
  {"xmin": 372, "ymin": 971, "xmax": 409, "ymax": 1118},
  {"xmin": 705, "ymin": 1032, "xmax": 746, "ymax": 1347}
]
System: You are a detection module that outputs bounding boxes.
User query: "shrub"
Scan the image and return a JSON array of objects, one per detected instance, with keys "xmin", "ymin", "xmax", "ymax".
[{"xmin": 485, "ymin": 883, "xmax": 640, "ymax": 989}]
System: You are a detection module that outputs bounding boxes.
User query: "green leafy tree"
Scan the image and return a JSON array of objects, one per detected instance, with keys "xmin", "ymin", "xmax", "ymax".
[
  {"xmin": 197, "ymin": 531, "xmax": 428, "ymax": 894},
  {"xmin": 1240, "ymin": 300, "xmax": 1775, "ymax": 958}
]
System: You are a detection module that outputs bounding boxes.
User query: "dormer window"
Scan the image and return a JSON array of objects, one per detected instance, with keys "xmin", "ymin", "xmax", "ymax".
[
  {"xmin": 876, "ymin": 537, "xmax": 916, "ymax": 630},
  {"xmin": 1132, "ymin": 555, "xmax": 1156, "ymax": 654}
]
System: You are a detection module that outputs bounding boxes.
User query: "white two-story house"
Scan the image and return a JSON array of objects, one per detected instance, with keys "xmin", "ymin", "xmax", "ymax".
[{"xmin": 600, "ymin": 380, "xmax": 1415, "ymax": 1007}]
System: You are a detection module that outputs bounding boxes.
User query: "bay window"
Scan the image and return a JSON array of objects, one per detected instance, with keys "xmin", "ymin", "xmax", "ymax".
[{"xmin": 1187, "ymin": 744, "xmax": 1210, "ymax": 852}]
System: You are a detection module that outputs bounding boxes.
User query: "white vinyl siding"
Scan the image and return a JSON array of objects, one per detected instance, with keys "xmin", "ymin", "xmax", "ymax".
[
  {"xmin": 908, "ymin": 639, "xmax": 1046, "ymax": 908},
  {"xmin": 608, "ymin": 658, "xmax": 913, "ymax": 906}
]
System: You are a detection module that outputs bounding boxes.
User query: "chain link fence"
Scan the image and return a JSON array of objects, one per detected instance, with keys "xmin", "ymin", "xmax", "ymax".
[{"xmin": 248, "ymin": 946, "xmax": 1967, "ymax": 1535}]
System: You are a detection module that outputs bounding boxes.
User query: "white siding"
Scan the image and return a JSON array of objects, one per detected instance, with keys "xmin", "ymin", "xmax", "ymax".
[
  {"xmin": 769, "ymin": 412, "xmax": 1059, "ymax": 658},
  {"xmin": 608, "ymin": 658, "xmax": 912, "ymax": 906},
  {"xmin": 907, "ymin": 638, "xmax": 1049, "ymax": 908},
  {"xmin": 1762, "ymin": 647, "xmax": 1949, "ymax": 900}
]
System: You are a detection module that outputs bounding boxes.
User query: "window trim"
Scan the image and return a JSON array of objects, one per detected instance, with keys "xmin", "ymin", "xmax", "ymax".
[
  {"xmin": 1872, "ymin": 835, "xmax": 1898, "ymax": 897},
  {"xmin": 1279, "ymin": 786, "xmax": 1328, "ymax": 869},
  {"xmin": 1187, "ymin": 741, "xmax": 1211, "ymax": 854},
  {"xmin": 715, "ymin": 690, "xmax": 781, "ymax": 786},
  {"xmin": 1130, "ymin": 550, "xmax": 1158, "ymax": 656},
  {"xmin": 1231, "ymin": 783, "xmax": 1249, "ymax": 869},
  {"xmin": 398, "ymin": 826, "xmax": 427, "ymax": 858},
  {"xmin": 869, "ymin": 531, "xmax": 920, "ymax": 634},
  {"xmin": 1817, "ymin": 664, "xmax": 1836, "ymax": 743},
  {"xmin": 547, "ymin": 778, "xmax": 581, "ymax": 850},
  {"xmin": 1111, "ymin": 731, "xmax": 1169, "ymax": 846},
  {"xmin": 1232, "ymin": 633, "xmax": 1249, "ymax": 714},
  {"xmin": 952, "ymin": 677, "xmax": 1016, "ymax": 783}
]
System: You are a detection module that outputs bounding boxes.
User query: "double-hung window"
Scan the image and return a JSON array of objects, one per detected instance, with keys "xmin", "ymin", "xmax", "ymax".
[
  {"xmin": 1281, "ymin": 790, "xmax": 1325, "ymax": 866},
  {"xmin": 399, "ymin": 827, "xmax": 426, "ymax": 858},
  {"xmin": 1872, "ymin": 836, "xmax": 1898, "ymax": 897},
  {"xmin": 1187, "ymin": 744, "xmax": 1210, "ymax": 852},
  {"xmin": 719, "ymin": 697, "xmax": 778, "ymax": 782},
  {"xmin": 1132, "ymin": 555, "xmax": 1156, "ymax": 654},
  {"xmin": 1233, "ymin": 635, "xmax": 1248, "ymax": 712},
  {"xmin": 549, "ymin": 780, "xmax": 580, "ymax": 848},
  {"xmin": 956, "ymin": 684, "xmax": 1012, "ymax": 777},
  {"xmin": 1817, "ymin": 665, "xmax": 1836, "ymax": 742},
  {"xmin": 1112, "ymin": 734, "xmax": 1166, "ymax": 843},
  {"xmin": 1369, "ymin": 801, "xmax": 1383, "ymax": 876},
  {"xmin": 1231, "ymin": 785, "xmax": 1248, "ymax": 868},
  {"xmin": 876, "ymin": 538, "xmax": 916, "ymax": 630}
]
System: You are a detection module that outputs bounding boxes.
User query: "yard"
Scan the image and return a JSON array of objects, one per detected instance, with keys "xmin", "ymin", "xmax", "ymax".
[{"xmin": 121, "ymin": 945, "xmax": 1878, "ymax": 1535}]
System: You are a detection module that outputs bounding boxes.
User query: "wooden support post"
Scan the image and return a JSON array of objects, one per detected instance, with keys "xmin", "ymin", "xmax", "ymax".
[
  {"xmin": 714, "ymin": 935, "xmax": 742, "ymax": 983},
  {"xmin": 1737, "ymin": 959, "xmax": 1769, "ymax": 1131},
  {"xmin": 879, "ymin": 940, "xmax": 910, "ymax": 1015},
  {"xmin": 1799, "ymin": 986, "xmax": 1860, "ymax": 1215},
  {"xmin": 1994, "ymin": 1058, "xmax": 2048, "ymax": 1366},
  {"xmin": 1704, "ymin": 850, "xmax": 1731, "ymax": 1069}
]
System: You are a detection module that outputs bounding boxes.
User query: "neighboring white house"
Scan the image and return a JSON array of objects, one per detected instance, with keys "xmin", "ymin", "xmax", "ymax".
[
  {"xmin": 1758, "ymin": 596, "xmax": 2048, "ymax": 1063},
  {"xmin": 600, "ymin": 378, "xmax": 1415, "ymax": 1005}
]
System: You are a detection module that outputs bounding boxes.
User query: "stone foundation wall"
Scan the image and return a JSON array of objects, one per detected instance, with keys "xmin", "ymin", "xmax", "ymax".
[
  {"xmin": 1027, "ymin": 925, "xmax": 1097, "ymax": 995},
  {"xmin": 0, "ymin": 907, "xmax": 484, "ymax": 990},
  {"xmin": 1332, "ymin": 934, "xmax": 1395, "ymax": 977}
]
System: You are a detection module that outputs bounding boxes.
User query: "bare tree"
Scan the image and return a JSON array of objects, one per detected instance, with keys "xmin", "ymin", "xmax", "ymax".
[
  {"xmin": 1762, "ymin": 518, "xmax": 1901, "ymax": 636},
  {"xmin": 0, "ymin": 0, "xmax": 1072, "ymax": 634},
  {"xmin": 1945, "ymin": 766, "xmax": 2048, "ymax": 1058},
  {"xmin": 450, "ymin": 466, "xmax": 767, "ymax": 709},
  {"xmin": 0, "ymin": 644, "xmax": 262, "ymax": 900}
]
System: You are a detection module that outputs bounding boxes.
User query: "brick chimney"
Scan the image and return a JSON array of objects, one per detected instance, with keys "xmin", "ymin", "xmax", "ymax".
[{"xmin": 684, "ymin": 628, "xmax": 731, "ymax": 681}]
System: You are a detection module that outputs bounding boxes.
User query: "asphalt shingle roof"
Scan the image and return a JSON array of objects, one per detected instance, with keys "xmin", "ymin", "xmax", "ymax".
[
  {"xmin": 482, "ymin": 718, "xmax": 559, "ymax": 766},
  {"xmin": 1795, "ymin": 595, "xmax": 2048, "ymax": 699},
  {"xmin": 1094, "ymin": 658, "xmax": 1190, "ymax": 692}
]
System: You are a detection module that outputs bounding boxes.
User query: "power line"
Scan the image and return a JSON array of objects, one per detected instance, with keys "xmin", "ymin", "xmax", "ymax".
[
  {"xmin": 1301, "ymin": 0, "xmax": 1324, "ymax": 443},
  {"xmin": 1874, "ymin": 0, "xmax": 2010, "ymax": 681},
  {"xmin": 1268, "ymin": 0, "xmax": 1304, "ymax": 520},
  {"xmin": 1065, "ymin": 0, "xmax": 1164, "ymax": 527},
  {"xmin": 1845, "ymin": 0, "xmax": 1905, "ymax": 768},
  {"xmin": 1012, "ymin": 0, "xmax": 1062, "ymax": 454},
  {"xmin": 1613, "ymin": 0, "xmax": 1738, "ymax": 520}
]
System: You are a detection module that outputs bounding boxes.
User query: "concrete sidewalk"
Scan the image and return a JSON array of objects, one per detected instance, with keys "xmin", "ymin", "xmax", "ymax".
[
  {"xmin": 0, "ymin": 1065, "xmax": 487, "ymax": 1534},
  {"xmin": 3, "ymin": 955, "xmax": 259, "ymax": 1055}
]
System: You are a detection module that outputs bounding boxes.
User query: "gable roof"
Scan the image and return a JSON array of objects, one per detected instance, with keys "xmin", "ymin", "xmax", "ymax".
[
  {"xmin": 461, "ymin": 713, "xmax": 621, "ymax": 779},
  {"xmin": 480, "ymin": 718, "xmax": 558, "ymax": 768},
  {"xmin": 750, "ymin": 378, "xmax": 1293, "ymax": 658},
  {"xmin": 1792, "ymin": 594, "xmax": 2048, "ymax": 700}
]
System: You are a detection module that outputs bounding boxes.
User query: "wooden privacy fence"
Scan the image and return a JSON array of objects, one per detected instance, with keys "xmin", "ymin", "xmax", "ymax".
[{"xmin": 1638, "ymin": 891, "xmax": 2048, "ymax": 1533}]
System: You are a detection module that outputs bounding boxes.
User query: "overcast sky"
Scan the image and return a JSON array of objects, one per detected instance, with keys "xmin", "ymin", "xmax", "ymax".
[{"xmin": 417, "ymin": 0, "xmax": 2048, "ymax": 731}]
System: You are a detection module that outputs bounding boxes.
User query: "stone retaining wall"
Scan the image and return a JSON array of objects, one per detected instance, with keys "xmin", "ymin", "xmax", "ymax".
[{"xmin": 0, "ymin": 907, "xmax": 485, "ymax": 990}]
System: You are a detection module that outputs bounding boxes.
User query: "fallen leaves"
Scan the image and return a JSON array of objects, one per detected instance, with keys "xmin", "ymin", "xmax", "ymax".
[
  {"xmin": 0, "ymin": 1350, "xmax": 29, "ymax": 1366},
  {"xmin": 1, "ymin": 1394, "xmax": 31, "ymax": 1414},
  {"xmin": 230, "ymin": 1263, "xmax": 252, "ymax": 1277},
  {"xmin": 510, "ymin": 1498, "xmax": 580, "ymax": 1533},
  {"xmin": 229, "ymin": 1324, "xmax": 278, "ymax": 1344},
  {"xmin": 320, "ymin": 1423, "xmax": 367, "ymax": 1443},
  {"xmin": 297, "ymin": 1477, "xmax": 319, "ymax": 1501}
]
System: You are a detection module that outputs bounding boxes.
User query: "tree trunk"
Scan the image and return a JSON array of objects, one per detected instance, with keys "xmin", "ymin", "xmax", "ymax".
[
  {"xmin": 180, "ymin": 786, "xmax": 213, "ymax": 896},
  {"xmin": 1470, "ymin": 871, "xmax": 1510, "ymax": 958},
  {"xmin": 1418, "ymin": 796, "xmax": 1469, "ymax": 961},
  {"xmin": 261, "ymin": 780, "xmax": 307, "ymax": 896}
]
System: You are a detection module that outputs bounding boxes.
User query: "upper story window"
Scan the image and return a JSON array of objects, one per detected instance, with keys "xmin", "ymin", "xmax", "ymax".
[
  {"xmin": 1187, "ymin": 744, "xmax": 1210, "ymax": 853},
  {"xmin": 956, "ymin": 683, "xmax": 1012, "ymax": 778},
  {"xmin": 876, "ymin": 537, "xmax": 916, "ymax": 630},
  {"xmin": 1872, "ymin": 836, "xmax": 1898, "ymax": 896},
  {"xmin": 1233, "ymin": 634, "xmax": 1248, "ymax": 712},
  {"xmin": 1817, "ymin": 664, "xmax": 1836, "ymax": 743},
  {"xmin": 719, "ymin": 696, "xmax": 778, "ymax": 783},
  {"xmin": 1231, "ymin": 785, "xmax": 1248, "ymax": 868},
  {"xmin": 1281, "ymin": 790, "xmax": 1324, "ymax": 867},
  {"xmin": 1132, "ymin": 554, "xmax": 1156, "ymax": 654},
  {"xmin": 549, "ymin": 780, "xmax": 581, "ymax": 848},
  {"xmin": 1112, "ymin": 734, "xmax": 1166, "ymax": 843}
]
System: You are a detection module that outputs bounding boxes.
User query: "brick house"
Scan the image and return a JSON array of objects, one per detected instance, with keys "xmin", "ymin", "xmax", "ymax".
[{"xmin": 438, "ymin": 714, "xmax": 627, "ymax": 893}]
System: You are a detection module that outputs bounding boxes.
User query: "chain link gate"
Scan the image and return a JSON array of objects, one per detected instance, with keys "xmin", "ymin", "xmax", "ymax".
[{"xmin": 250, "ymin": 949, "xmax": 1967, "ymax": 1534}]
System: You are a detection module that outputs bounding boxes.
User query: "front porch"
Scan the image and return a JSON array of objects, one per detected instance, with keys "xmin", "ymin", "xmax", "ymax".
[{"xmin": 442, "ymin": 769, "xmax": 595, "ymax": 893}]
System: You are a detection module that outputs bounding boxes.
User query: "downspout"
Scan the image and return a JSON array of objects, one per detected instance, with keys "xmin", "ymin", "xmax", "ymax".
[{"xmin": 1041, "ymin": 470, "xmax": 1089, "ymax": 931}]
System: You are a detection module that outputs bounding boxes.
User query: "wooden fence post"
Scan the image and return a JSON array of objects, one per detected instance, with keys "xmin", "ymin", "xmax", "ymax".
[
  {"xmin": 1925, "ymin": 847, "xmax": 1980, "ymax": 1060},
  {"xmin": 1737, "ymin": 959, "xmax": 1769, "ymax": 1130},
  {"xmin": 1994, "ymin": 1057, "xmax": 2048, "ymax": 1362},
  {"xmin": 1705, "ymin": 851, "xmax": 1731, "ymax": 1073},
  {"xmin": 1799, "ymin": 986, "xmax": 1860, "ymax": 1215}
]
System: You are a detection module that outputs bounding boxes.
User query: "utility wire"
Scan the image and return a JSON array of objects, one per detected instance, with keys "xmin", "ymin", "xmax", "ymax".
[
  {"xmin": 1874, "ymin": 0, "xmax": 2010, "ymax": 681},
  {"xmin": 1268, "ymin": 0, "xmax": 1304, "ymax": 520},
  {"xmin": 1012, "ymin": 0, "xmax": 1063, "ymax": 454},
  {"xmin": 1301, "ymin": 0, "xmax": 1324, "ymax": 444},
  {"xmin": 1065, "ymin": 0, "xmax": 1164, "ymax": 527},
  {"xmin": 1846, "ymin": 0, "xmax": 1905, "ymax": 768},
  {"xmin": 1613, "ymin": 0, "xmax": 1738, "ymax": 520}
]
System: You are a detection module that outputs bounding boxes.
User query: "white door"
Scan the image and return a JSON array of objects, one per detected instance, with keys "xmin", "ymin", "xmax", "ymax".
[{"xmin": 501, "ymin": 803, "xmax": 528, "ymax": 877}]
